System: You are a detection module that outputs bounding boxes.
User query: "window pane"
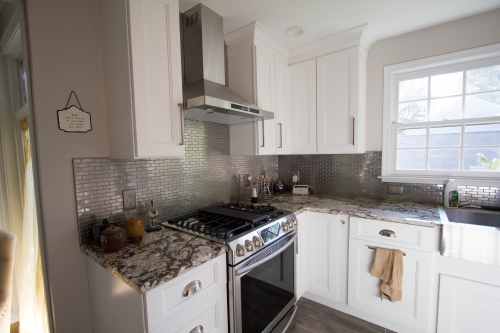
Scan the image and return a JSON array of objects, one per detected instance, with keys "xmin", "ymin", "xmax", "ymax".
[
  {"xmin": 466, "ymin": 65, "xmax": 500, "ymax": 93},
  {"xmin": 431, "ymin": 72, "xmax": 463, "ymax": 98},
  {"xmin": 428, "ymin": 149, "xmax": 460, "ymax": 170},
  {"xmin": 429, "ymin": 126, "xmax": 461, "ymax": 147},
  {"xmin": 464, "ymin": 123, "xmax": 500, "ymax": 146},
  {"xmin": 463, "ymin": 148, "xmax": 500, "ymax": 171},
  {"xmin": 397, "ymin": 149, "xmax": 426, "ymax": 170},
  {"xmin": 397, "ymin": 128, "xmax": 426, "ymax": 148},
  {"xmin": 464, "ymin": 92, "xmax": 500, "ymax": 118},
  {"xmin": 398, "ymin": 101, "xmax": 427, "ymax": 123},
  {"xmin": 399, "ymin": 78, "xmax": 428, "ymax": 102},
  {"xmin": 430, "ymin": 97, "xmax": 462, "ymax": 121}
]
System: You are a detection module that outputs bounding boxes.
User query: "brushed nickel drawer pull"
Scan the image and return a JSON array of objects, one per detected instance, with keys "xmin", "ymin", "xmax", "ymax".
[
  {"xmin": 189, "ymin": 325, "xmax": 204, "ymax": 333},
  {"xmin": 340, "ymin": 220, "xmax": 346, "ymax": 225},
  {"xmin": 379, "ymin": 229, "xmax": 396, "ymax": 238},
  {"xmin": 182, "ymin": 280, "xmax": 202, "ymax": 297},
  {"xmin": 179, "ymin": 103, "xmax": 185, "ymax": 146},
  {"xmin": 261, "ymin": 118, "xmax": 265, "ymax": 147},
  {"xmin": 368, "ymin": 246, "xmax": 406, "ymax": 256},
  {"xmin": 278, "ymin": 122, "xmax": 283, "ymax": 148}
]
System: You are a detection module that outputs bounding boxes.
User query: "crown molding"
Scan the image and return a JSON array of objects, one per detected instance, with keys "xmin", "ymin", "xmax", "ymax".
[
  {"xmin": 289, "ymin": 24, "xmax": 377, "ymax": 65},
  {"xmin": 224, "ymin": 22, "xmax": 290, "ymax": 59},
  {"xmin": 0, "ymin": 5, "xmax": 21, "ymax": 58}
]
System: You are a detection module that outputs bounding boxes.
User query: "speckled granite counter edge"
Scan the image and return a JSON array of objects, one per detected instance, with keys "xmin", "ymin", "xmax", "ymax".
[{"xmin": 297, "ymin": 207, "xmax": 440, "ymax": 227}]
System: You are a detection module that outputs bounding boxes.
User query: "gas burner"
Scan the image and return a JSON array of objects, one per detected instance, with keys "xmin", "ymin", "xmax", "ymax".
[{"xmin": 163, "ymin": 203, "xmax": 290, "ymax": 243}]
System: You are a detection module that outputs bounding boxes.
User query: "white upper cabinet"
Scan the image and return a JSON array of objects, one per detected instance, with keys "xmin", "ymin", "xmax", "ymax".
[
  {"xmin": 275, "ymin": 59, "xmax": 291, "ymax": 154},
  {"xmin": 100, "ymin": 0, "xmax": 185, "ymax": 159},
  {"xmin": 317, "ymin": 47, "xmax": 366, "ymax": 154},
  {"xmin": 226, "ymin": 23, "xmax": 290, "ymax": 156},
  {"xmin": 289, "ymin": 59, "xmax": 317, "ymax": 154},
  {"xmin": 255, "ymin": 47, "xmax": 277, "ymax": 155}
]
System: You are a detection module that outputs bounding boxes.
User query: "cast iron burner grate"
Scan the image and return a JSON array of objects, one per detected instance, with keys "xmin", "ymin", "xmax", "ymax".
[{"xmin": 166, "ymin": 203, "xmax": 285, "ymax": 241}]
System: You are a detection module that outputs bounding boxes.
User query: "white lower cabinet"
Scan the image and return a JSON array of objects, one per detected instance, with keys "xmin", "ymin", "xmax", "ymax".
[
  {"xmin": 437, "ymin": 275, "xmax": 500, "ymax": 333},
  {"xmin": 151, "ymin": 286, "xmax": 227, "ymax": 333},
  {"xmin": 295, "ymin": 211, "xmax": 349, "ymax": 304},
  {"xmin": 295, "ymin": 212, "xmax": 308, "ymax": 299},
  {"xmin": 348, "ymin": 238, "xmax": 436, "ymax": 332},
  {"xmin": 87, "ymin": 255, "xmax": 227, "ymax": 333},
  {"xmin": 306, "ymin": 212, "xmax": 349, "ymax": 304}
]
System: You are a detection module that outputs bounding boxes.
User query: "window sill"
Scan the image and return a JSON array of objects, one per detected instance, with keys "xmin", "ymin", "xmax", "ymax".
[{"xmin": 378, "ymin": 175, "xmax": 500, "ymax": 187}]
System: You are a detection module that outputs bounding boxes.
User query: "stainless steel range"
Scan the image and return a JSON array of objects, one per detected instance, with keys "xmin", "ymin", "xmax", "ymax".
[{"xmin": 163, "ymin": 203, "xmax": 298, "ymax": 333}]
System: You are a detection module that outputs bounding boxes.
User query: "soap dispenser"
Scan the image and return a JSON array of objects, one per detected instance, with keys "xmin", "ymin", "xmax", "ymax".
[{"xmin": 444, "ymin": 179, "xmax": 459, "ymax": 208}]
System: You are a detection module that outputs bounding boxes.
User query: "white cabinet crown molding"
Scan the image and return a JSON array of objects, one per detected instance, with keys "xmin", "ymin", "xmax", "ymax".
[
  {"xmin": 224, "ymin": 22, "xmax": 290, "ymax": 61},
  {"xmin": 289, "ymin": 24, "xmax": 376, "ymax": 65}
]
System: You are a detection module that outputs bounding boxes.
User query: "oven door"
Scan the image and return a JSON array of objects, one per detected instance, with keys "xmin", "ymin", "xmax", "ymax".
[{"xmin": 229, "ymin": 232, "xmax": 297, "ymax": 333}]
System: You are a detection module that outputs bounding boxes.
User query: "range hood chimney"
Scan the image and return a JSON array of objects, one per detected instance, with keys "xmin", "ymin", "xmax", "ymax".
[{"xmin": 182, "ymin": 4, "xmax": 273, "ymax": 125}]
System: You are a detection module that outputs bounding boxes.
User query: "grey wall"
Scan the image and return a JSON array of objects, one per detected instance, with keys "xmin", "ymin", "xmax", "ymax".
[
  {"xmin": 279, "ymin": 152, "xmax": 500, "ymax": 207},
  {"xmin": 75, "ymin": 120, "xmax": 277, "ymax": 244},
  {"xmin": 366, "ymin": 8, "xmax": 500, "ymax": 151},
  {"xmin": 26, "ymin": 0, "xmax": 107, "ymax": 331}
]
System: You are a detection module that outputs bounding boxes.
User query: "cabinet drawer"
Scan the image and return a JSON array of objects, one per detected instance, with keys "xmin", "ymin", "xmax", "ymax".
[
  {"xmin": 146, "ymin": 255, "xmax": 226, "ymax": 332},
  {"xmin": 151, "ymin": 286, "xmax": 228, "ymax": 333},
  {"xmin": 349, "ymin": 217, "xmax": 436, "ymax": 252}
]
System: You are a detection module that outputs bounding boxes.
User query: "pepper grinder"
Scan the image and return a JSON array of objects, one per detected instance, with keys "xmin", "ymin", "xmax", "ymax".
[{"xmin": 145, "ymin": 200, "xmax": 161, "ymax": 232}]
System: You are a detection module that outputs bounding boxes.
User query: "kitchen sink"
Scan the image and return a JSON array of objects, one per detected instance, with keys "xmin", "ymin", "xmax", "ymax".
[
  {"xmin": 439, "ymin": 207, "xmax": 500, "ymax": 228},
  {"xmin": 438, "ymin": 207, "xmax": 500, "ymax": 266}
]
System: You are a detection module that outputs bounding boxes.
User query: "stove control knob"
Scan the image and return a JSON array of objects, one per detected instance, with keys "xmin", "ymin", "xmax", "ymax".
[
  {"xmin": 236, "ymin": 244, "xmax": 245, "ymax": 257},
  {"xmin": 253, "ymin": 236, "xmax": 263, "ymax": 248},
  {"xmin": 281, "ymin": 222, "xmax": 289, "ymax": 232},
  {"xmin": 245, "ymin": 240, "xmax": 254, "ymax": 252},
  {"xmin": 287, "ymin": 220, "xmax": 295, "ymax": 229},
  {"xmin": 291, "ymin": 218, "xmax": 297, "ymax": 226}
]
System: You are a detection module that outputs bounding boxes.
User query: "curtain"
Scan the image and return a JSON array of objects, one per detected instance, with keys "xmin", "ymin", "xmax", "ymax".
[{"xmin": 18, "ymin": 117, "xmax": 49, "ymax": 333}]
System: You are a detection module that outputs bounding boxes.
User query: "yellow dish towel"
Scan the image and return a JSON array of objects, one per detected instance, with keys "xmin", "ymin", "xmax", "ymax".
[{"xmin": 370, "ymin": 247, "xmax": 404, "ymax": 302}]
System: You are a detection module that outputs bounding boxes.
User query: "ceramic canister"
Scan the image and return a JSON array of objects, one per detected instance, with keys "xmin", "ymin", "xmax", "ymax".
[
  {"xmin": 100, "ymin": 226, "xmax": 127, "ymax": 253},
  {"xmin": 123, "ymin": 217, "xmax": 145, "ymax": 240}
]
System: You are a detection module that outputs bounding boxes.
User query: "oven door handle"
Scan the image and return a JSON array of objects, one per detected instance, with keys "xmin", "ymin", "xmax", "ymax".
[{"xmin": 235, "ymin": 232, "xmax": 297, "ymax": 276}]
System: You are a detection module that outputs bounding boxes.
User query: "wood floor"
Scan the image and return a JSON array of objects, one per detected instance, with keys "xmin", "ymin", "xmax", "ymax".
[{"xmin": 286, "ymin": 298, "xmax": 397, "ymax": 333}]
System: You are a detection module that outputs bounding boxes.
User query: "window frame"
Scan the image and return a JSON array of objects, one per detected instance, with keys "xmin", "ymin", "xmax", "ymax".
[{"xmin": 381, "ymin": 43, "xmax": 500, "ymax": 186}]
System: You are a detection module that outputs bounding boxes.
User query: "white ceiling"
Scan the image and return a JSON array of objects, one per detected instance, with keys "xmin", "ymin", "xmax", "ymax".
[{"xmin": 179, "ymin": 0, "xmax": 500, "ymax": 49}]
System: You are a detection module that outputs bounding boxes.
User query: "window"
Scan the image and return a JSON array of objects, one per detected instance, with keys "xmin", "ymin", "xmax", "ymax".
[{"xmin": 382, "ymin": 44, "xmax": 500, "ymax": 185}]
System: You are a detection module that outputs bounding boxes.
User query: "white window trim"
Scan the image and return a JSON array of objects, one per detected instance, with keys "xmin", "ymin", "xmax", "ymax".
[{"xmin": 381, "ymin": 43, "xmax": 500, "ymax": 186}]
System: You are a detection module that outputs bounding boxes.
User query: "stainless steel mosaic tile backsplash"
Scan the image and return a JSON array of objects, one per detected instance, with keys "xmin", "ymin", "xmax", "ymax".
[
  {"xmin": 74, "ymin": 120, "xmax": 277, "ymax": 245},
  {"xmin": 278, "ymin": 152, "xmax": 500, "ymax": 207}
]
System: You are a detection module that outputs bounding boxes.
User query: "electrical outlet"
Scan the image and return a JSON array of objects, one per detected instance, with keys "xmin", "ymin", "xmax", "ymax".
[
  {"xmin": 388, "ymin": 185, "xmax": 404, "ymax": 195},
  {"xmin": 123, "ymin": 189, "xmax": 136, "ymax": 210}
]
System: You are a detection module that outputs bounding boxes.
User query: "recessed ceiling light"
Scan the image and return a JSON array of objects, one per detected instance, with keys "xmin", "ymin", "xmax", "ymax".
[{"xmin": 284, "ymin": 26, "xmax": 306, "ymax": 38}]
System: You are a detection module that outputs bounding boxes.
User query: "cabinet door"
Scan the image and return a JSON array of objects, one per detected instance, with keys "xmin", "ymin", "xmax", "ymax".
[
  {"xmin": 348, "ymin": 238, "xmax": 434, "ymax": 332},
  {"xmin": 317, "ymin": 47, "xmax": 365, "ymax": 154},
  {"xmin": 295, "ymin": 212, "xmax": 308, "ymax": 299},
  {"xmin": 255, "ymin": 47, "xmax": 277, "ymax": 155},
  {"xmin": 437, "ymin": 275, "xmax": 500, "ymax": 333},
  {"xmin": 307, "ymin": 212, "xmax": 349, "ymax": 304},
  {"xmin": 275, "ymin": 59, "xmax": 290, "ymax": 154},
  {"xmin": 289, "ymin": 60, "xmax": 317, "ymax": 154},
  {"xmin": 129, "ymin": 0, "xmax": 185, "ymax": 158}
]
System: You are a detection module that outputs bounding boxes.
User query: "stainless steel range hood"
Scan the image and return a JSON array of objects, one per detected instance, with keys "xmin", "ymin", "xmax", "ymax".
[{"xmin": 182, "ymin": 4, "xmax": 273, "ymax": 125}]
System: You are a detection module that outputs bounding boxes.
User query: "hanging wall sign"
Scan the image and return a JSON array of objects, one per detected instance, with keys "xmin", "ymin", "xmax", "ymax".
[{"xmin": 57, "ymin": 91, "xmax": 92, "ymax": 133}]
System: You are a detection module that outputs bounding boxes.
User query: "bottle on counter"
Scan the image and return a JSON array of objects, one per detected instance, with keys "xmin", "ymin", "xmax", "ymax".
[{"xmin": 444, "ymin": 179, "xmax": 459, "ymax": 208}]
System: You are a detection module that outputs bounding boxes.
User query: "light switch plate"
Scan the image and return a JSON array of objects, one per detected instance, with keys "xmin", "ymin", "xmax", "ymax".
[{"xmin": 123, "ymin": 189, "xmax": 136, "ymax": 210}]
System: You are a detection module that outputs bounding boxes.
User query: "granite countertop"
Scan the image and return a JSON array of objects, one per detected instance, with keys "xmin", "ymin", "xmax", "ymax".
[
  {"xmin": 82, "ymin": 194, "xmax": 440, "ymax": 294},
  {"xmin": 81, "ymin": 226, "xmax": 227, "ymax": 294},
  {"xmin": 270, "ymin": 194, "xmax": 441, "ymax": 227}
]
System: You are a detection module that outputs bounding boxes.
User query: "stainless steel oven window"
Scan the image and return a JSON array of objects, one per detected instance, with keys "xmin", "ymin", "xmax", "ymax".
[{"xmin": 229, "ymin": 232, "xmax": 297, "ymax": 333}]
